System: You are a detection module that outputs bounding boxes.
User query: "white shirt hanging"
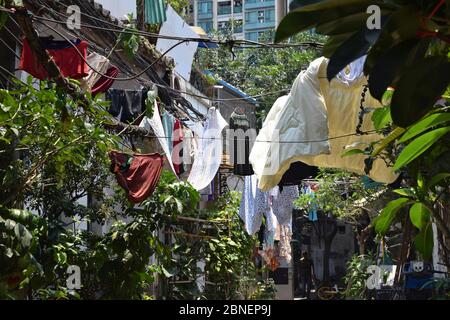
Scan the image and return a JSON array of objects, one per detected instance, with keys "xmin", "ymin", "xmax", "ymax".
[
  {"xmin": 139, "ymin": 101, "xmax": 178, "ymax": 176},
  {"xmin": 187, "ymin": 107, "xmax": 228, "ymax": 191}
]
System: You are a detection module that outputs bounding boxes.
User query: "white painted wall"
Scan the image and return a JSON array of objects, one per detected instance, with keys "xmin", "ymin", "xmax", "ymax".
[{"xmin": 94, "ymin": 0, "xmax": 137, "ymax": 20}]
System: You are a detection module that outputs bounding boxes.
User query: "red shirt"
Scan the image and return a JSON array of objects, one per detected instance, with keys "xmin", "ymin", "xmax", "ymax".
[
  {"xmin": 19, "ymin": 38, "xmax": 89, "ymax": 80},
  {"xmin": 109, "ymin": 151, "xmax": 164, "ymax": 203}
]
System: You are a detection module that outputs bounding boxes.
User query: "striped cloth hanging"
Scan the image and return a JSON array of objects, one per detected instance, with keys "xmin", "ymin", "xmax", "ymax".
[{"xmin": 145, "ymin": 0, "xmax": 167, "ymax": 24}]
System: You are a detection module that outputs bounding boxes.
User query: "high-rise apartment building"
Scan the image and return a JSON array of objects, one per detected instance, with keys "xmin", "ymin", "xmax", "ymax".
[{"xmin": 191, "ymin": 0, "xmax": 291, "ymax": 41}]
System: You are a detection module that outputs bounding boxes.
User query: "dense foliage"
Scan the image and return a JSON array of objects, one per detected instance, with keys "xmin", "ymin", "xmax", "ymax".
[
  {"xmin": 277, "ymin": 0, "xmax": 450, "ymax": 278},
  {"xmin": 343, "ymin": 254, "xmax": 375, "ymax": 299},
  {"xmin": 196, "ymin": 31, "xmax": 326, "ymax": 126},
  {"xmin": 0, "ymin": 80, "xmax": 263, "ymax": 300}
]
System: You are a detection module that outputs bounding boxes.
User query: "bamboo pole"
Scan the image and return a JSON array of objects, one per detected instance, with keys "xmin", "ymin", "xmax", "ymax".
[{"xmin": 164, "ymin": 231, "xmax": 214, "ymax": 240}]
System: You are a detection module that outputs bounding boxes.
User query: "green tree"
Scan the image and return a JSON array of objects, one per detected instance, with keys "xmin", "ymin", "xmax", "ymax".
[
  {"xmin": 276, "ymin": 0, "xmax": 450, "ymax": 268},
  {"xmin": 196, "ymin": 31, "xmax": 326, "ymax": 126}
]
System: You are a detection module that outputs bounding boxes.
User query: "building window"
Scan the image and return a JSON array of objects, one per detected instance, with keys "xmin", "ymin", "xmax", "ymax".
[
  {"xmin": 265, "ymin": 9, "xmax": 275, "ymax": 22},
  {"xmin": 198, "ymin": 1, "xmax": 213, "ymax": 14},
  {"xmin": 245, "ymin": 11, "xmax": 257, "ymax": 23},
  {"xmin": 234, "ymin": 19, "xmax": 243, "ymax": 33},
  {"xmin": 234, "ymin": 0, "xmax": 242, "ymax": 14},
  {"xmin": 257, "ymin": 10, "xmax": 265, "ymax": 23},
  {"xmin": 245, "ymin": 32, "xmax": 258, "ymax": 41},
  {"xmin": 245, "ymin": 9, "xmax": 274, "ymax": 24},
  {"xmin": 218, "ymin": 20, "xmax": 231, "ymax": 31},
  {"xmin": 245, "ymin": 31, "xmax": 270, "ymax": 42},
  {"xmin": 198, "ymin": 20, "xmax": 213, "ymax": 32},
  {"xmin": 218, "ymin": 1, "xmax": 232, "ymax": 15},
  {"xmin": 245, "ymin": 0, "xmax": 274, "ymax": 3}
]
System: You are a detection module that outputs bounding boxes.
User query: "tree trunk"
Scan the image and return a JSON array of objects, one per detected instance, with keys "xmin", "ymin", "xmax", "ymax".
[
  {"xmin": 357, "ymin": 225, "xmax": 373, "ymax": 255},
  {"xmin": 136, "ymin": 0, "xmax": 145, "ymax": 31}
]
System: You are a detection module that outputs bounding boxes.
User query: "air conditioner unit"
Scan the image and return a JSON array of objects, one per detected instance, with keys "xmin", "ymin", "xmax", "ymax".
[{"xmin": 258, "ymin": 11, "xmax": 264, "ymax": 17}]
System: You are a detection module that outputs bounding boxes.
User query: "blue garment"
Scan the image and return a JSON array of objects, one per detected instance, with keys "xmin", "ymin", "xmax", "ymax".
[
  {"xmin": 304, "ymin": 186, "xmax": 318, "ymax": 222},
  {"xmin": 361, "ymin": 176, "xmax": 383, "ymax": 189},
  {"xmin": 161, "ymin": 111, "xmax": 175, "ymax": 155},
  {"xmin": 238, "ymin": 175, "xmax": 269, "ymax": 235}
]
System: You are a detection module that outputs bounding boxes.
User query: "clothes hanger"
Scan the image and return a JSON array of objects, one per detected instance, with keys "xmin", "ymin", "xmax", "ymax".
[{"xmin": 233, "ymin": 106, "xmax": 245, "ymax": 115}]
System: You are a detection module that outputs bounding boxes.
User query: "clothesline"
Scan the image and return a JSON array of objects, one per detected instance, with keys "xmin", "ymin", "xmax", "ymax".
[
  {"xmin": 124, "ymin": 130, "xmax": 378, "ymax": 143},
  {"xmin": 1, "ymin": 14, "xmax": 205, "ymax": 122},
  {"xmin": 0, "ymin": 5, "xmax": 322, "ymax": 49},
  {"xmin": 0, "ymin": 36, "xmax": 378, "ymax": 147},
  {"xmin": 0, "ymin": 59, "xmax": 379, "ymax": 145},
  {"xmin": 5, "ymin": 17, "xmax": 292, "ymax": 104},
  {"xmin": 16, "ymin": 1, "xmax": 324, "ymax": 50},
  {"xmin": 16, "ymin": 4, "xmax": 207, "ymax": 121}
]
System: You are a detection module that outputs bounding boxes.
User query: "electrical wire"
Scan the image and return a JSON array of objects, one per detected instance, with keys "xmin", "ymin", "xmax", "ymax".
[
  {"xmin": 0, "ymin": 37, "xmax": 21, "ymax": 60},
  {"xmin": 3, "ymin": 3, "xmax": 306, "ymax": 103},
  {"xmin": 27, "ymin": 19, "xmax": 293, "ymax": 103},
  {"xmin": 31, "ymin": 1, "xmax": 298, "ymax": 102},
  {"xmin": 36, "ymin": 19, "xmax": 188, "ymax": 82},
  {"xmin": 2, "ymin": 3, "xmax": 377, "ymax": 145},
  {"xmin": 0, "ymin": 64, "xmax": 379, "ymax": 144},
  {"xmin": 24, "ymin": 4, "xmax": 323, "ymax": 49},
  {"xmin": 4, "ymin": 7, "xmax": 205, "ymax": 121}
]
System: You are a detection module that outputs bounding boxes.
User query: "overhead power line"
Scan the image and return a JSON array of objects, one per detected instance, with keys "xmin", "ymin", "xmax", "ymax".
[
  {"xmin": 6, "ymin": 16, "xmax": 293, "ymax": 103},
  {"xmin": 4, "ymin": 2, "xmax": 323, "ymax": 49}
]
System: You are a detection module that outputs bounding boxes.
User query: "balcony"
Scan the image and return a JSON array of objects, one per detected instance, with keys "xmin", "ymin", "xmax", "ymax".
[
  {"xmin": 244, "ymin": 21, "xmax": 275, "ymax": 30},
  {"xmin": 198, "ymin": 12, "xmax": 213, "ymax": 19},
  {"xmin": 218, "ymin": 7, "xmax": 232, "ymax": 15},
  {"xmin": 244, "ymin": 0, "xmax": 275, "ymax": 10}
]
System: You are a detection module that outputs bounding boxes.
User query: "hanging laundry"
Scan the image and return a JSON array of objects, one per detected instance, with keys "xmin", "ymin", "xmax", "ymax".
[
  {"xmin": 109, "ymin": 151, "xmax": 164, "ymax": 203},
  {"xmin": 139, "ymin": 100, "xmax": 178, "ymax": 176},
  {"xmin": 145, "ymin": 0, "xmax": 167, "ymax": 24},
  {"xmin": 229, "ymin": 110, "xmax": 254, "ymax": 176},
  {"xmin": 259, "ymin": 245, "xmax": 280, "ymax": 271},
  {"xmin": 91, "ymin": 66, "xmax": 119, "ymax": 97},
  {"xmin": 187, "ymin": 107, "xmax": 228, "ymax": 191},
  {"xmin": 238, "ymin": 175, "xmax": 269, "ymax": 235},
  {"xmin": 182, "ymin": 127, "xmax": 195, "ymax": 173},
  {"xmin": 200, "ymin": 180, "xmax": 215, "ymax": 202},
  {"xmin": 266, "ymin": 188, "xmax": 279, "ymax": 231},
  {"xmin": 278, "ymin": 161, "xmax": 319, "ymax": 187},
  {"xmin": 162, "ymin": 111, "xmax": 175, "ymax": 155},
  {"xmin": 336, "ymin": 55, "xmax": 366, "ymax": 86},
  {"xmin": 304, "ymin": 185, "xmax": 318, "ymax": 222},
  {"xmin": 156, "ymin": 5, "xmax": 200, "ymax": 81},
  {"xmin": 19, "ymin": 38, "xmax": 89, "ymax": 80},
  {"xmin": 279, "ymin": 225, "xmax": 292, "ymax": 263},
  {"xmin": 80, "ymin": 52, "xmax": 110, "ymax": 92},
  {"xmin": 106, "ymin": 88, "xmax": 147, "ymax": 124},
  {"xmin": 250, "ymin": 57, "xmax": 399, "ymax": 191},
  {"xmin": 172, "ymin": 119, "xmax": 185, "ymax": 175},
  {"xmin": 271, "ymin": 185, "xmax": 299, "ymax": 226}
]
